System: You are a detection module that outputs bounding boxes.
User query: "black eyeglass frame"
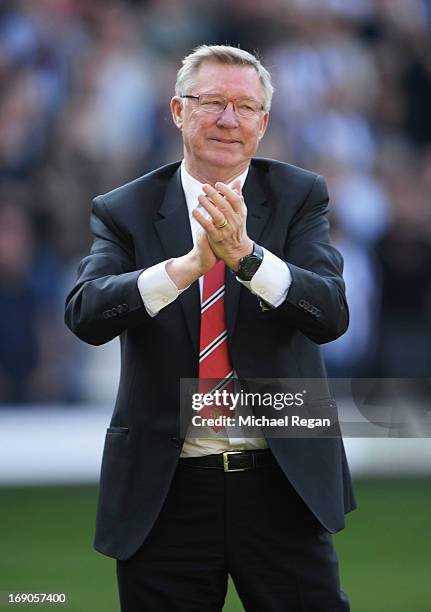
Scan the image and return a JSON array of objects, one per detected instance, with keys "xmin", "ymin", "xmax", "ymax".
[{"xmin": 180, "ymin": 94, "xmax": 265, "ymax": 117}]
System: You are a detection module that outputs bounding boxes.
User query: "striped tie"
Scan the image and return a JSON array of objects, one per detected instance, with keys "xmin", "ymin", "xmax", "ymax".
[{"xmin": 199, "ymin": 260, "xmax": 234, "ymax": 432}]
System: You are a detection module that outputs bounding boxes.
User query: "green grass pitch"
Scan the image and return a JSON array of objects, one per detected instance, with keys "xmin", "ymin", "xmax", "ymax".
[{"xmin": 0, "ymin": 479, "xmax": 430, "ymax": 611}]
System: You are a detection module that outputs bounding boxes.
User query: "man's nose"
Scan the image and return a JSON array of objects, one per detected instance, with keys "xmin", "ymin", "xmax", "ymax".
[{"xmin": 216, "ymin": 102, "xmax": 239, "ymax": 127}]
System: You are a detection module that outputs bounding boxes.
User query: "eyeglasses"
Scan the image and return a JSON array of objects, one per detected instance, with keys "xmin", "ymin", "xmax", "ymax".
[{"xmin": 180, "ymin": 94, "xmax": 265, "ymax": 118}]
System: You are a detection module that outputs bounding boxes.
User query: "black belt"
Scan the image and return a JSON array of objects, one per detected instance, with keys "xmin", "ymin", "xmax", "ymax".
[{"xmin": 179, "ymin": 449, "xmax": 275, "ymax": 472}]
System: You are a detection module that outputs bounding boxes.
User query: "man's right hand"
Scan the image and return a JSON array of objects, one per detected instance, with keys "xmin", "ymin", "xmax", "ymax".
[{"xmin": 166, "ymin": 227, "xmax": 218, "ymax": 290}]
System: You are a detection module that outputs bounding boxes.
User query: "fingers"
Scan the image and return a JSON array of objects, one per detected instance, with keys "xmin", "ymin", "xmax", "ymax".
[
  {"xmin": 193, "ymin": 206, "xmax": 229, "ymax": 248},
  {"xmin": 195, "ymin": 227, "xmax": 219, "ymax": 264},
  {"xmin": 203, "ymin": 182, "xmax": 244, "ymax": 215},
  {"xmin": 193, "ymin": 184, "xmax": 252, "ymax": 270},
  {"xmin": 194, "ymin": 181, "xmax": 245, "ymax": 237},
  {"xmin": 193, "ymin": 181, "xmax": 248, "ymax": 266},
  {"xmin": 192, "ymin": 207, "xmax": 225, "ymax": 240},
  {"xmin": 197, "ymin": 193, "xmax": 227, "ymax": 229},
  {"xmin": 231, "ymin": 179, "xmax": 243, "ymax": 198},
  {"xmin": 192, "ymin": 207, "xmax": 215, "ymax": 233}
]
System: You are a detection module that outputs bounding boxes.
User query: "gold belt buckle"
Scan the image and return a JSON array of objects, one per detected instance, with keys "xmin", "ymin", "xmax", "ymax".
[{"xmin": 223, "ymin": 451, "xmax": 246, "ymax": 472}]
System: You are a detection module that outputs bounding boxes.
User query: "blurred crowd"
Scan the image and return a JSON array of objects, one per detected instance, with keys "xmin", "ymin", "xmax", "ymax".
[{"xmin": 0, "ymin": 0, "xmax": 430, "ymax": 403}]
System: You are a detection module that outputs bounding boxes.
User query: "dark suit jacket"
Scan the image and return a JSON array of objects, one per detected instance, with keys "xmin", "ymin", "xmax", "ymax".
[{"xmin": 65, "ymin": 158, "xmax": 356, "ymax": 561}]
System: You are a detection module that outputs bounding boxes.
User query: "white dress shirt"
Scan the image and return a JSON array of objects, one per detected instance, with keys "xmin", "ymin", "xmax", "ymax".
[{"xmin": 137, "ymin": 162, "xmax": 292, "ymax": 457}]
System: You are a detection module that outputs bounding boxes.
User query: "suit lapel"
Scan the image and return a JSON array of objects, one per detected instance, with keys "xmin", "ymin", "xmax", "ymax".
[
  {"xmin": 225, "ymin": 163, "xmax": 270, "ymax": 338},
  {"xmin": 154, "ymin": 168, "xmax": 200, "ymax": 353}
]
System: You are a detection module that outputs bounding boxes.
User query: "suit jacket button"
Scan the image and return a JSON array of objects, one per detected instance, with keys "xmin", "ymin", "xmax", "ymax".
[
  {"xmin": 298, "ymin": 299, "xmax": 305, "ymax": 308},
  {"xmin": 170, "ymin": 437, "xmax": 181, "ymax": 448},
  {"xmin": 122, "ymin": 303, "xmax": 129, "ymax": 312}
]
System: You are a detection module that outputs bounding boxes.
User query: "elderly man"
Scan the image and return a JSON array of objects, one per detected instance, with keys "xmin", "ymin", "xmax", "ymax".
[{"xmin": 65, "ymin": 45, "xmax": 355, "ymax": 612}]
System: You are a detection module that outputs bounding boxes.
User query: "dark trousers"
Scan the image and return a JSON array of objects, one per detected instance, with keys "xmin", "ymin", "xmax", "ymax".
[{"xmin": 117, "ymin": 453, "xmax": 350, "ymax": 612}]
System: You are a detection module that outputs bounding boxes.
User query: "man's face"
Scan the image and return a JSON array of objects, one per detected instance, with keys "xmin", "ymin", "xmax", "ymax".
[{"xmin": 171, "ymin": 61, "xmax": 269, "ymax": 181}]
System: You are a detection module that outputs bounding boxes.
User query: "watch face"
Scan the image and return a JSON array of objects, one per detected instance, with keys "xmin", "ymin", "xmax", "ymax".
[
  {"xmin": 244, "ymin": 257, "xmax": 261, "ymax": 278},
  {"xmin": 239, "ymin": 255, "xmax": 262, "ymax": 281},
  {"xmin": 238, "ymin": 244, "xmax": 263, "ymax": 280}
]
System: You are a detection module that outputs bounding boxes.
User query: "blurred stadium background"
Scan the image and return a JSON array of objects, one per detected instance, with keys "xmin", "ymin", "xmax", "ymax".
[{"xmin": 0, "ymin": 0, "xmax": 430, "ymax": 610}]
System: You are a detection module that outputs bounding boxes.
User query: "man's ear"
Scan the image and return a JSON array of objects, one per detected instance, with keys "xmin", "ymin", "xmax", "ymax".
[
  {"xmin": 170, "ymin": 97, "xmax": 183, "ymax": 129},
  {"xmin": 258, "ymin": 112, "xmax": 269, "ymax": 140}
]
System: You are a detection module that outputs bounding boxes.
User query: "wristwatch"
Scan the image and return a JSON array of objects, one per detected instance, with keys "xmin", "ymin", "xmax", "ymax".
[{"xmin": 237, "ymin": 243, "xmax": 264, "ymax": 281}]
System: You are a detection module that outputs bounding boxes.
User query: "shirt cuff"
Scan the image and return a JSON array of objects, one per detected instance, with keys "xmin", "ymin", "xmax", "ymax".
[
  {"xmin": 137, "ymin": 259, "xmax": 188, "ymax": 317},
  {"xmin": 236, "ymin": 247, "xmax": 292, "ymax": 308}
]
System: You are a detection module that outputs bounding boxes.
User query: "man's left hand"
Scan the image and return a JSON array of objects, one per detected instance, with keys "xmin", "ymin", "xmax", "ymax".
[{"xmin": 192, "ymin": 180, "xmax": 253, "ymax": 272}]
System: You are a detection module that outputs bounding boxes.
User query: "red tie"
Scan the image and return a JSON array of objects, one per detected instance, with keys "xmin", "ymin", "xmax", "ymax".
[{"xmin": 198, "ymin": 260, "xmax": 234, "ymax": 432}]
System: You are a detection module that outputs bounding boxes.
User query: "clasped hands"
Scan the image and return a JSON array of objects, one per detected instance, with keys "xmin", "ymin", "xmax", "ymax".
[
  {"xmin": 191, "ymin": 180, "xmax": 253, "ymax": 275},
  {"xmin": 166, "ymin": 180, "xmax": 253, "ymax": 290}
]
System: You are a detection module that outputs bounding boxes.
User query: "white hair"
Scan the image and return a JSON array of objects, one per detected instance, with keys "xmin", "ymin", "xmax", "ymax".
[{"xmin": 175, "ymin": 44, "xmax": 274, "ymax": 111}]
